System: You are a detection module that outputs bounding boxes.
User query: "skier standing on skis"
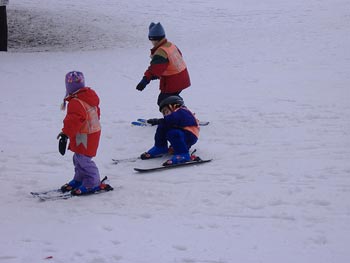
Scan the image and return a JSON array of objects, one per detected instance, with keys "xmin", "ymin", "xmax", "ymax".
[
  {"xmin": 140, "ymin": 96, "xmax": 199, "ymax": 165},
  {"xmin": 57, "ymin": 71, "xmax": 108, "ymax": 195},
  {"xmin": 136, "ymin": 22, "xmax": 191, "ymax": 106}
]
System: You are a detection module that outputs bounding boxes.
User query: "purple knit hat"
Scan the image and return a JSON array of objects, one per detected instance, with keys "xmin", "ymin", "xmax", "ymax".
[{"xmin": 65, "ymin": 71, "xmax": 85, "ymax": 95}]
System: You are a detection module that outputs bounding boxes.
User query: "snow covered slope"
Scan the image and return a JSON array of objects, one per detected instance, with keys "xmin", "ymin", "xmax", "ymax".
[{"xmin": 1, "ymin": 0, "xmax": 350, "ymax": 262}]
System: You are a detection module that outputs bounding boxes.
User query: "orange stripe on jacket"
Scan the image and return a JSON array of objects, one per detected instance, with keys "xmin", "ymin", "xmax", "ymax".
[
  {"xmin": 159, "ymin": 43, "xmax": 187, "ymax": 76},
  {"xmin": 73, "ymin": 98, "xmax": 101, "ymax": 134},
  {"xmin": 171, "ymin": 107, "xmax": 200, "ymax": 138},
  {"xmin": 183, "ymin": 125, "xmax": 200, "ymax": 138}
]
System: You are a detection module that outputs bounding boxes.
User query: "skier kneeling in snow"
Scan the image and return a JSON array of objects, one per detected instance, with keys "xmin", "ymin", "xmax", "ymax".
[
  {"xmin": 57, "ymin": 71, "xmax": 111, "ymax": 195},
  {"xmin": 141, "ymin": 96, "xmax": 199, "ymax": 166}
]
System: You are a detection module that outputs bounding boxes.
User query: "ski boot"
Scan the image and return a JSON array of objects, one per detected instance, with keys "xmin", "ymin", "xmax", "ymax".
[
  {"xmin": 71, "ymin": 185, "xmax": 100, "ymax": 196},
  {"xmin": 61, "ymin": 180, "xmax": 82, "ymax": 193},
  {"xmin": 163, "ymin": 153, "xmax": 191, "ymax": 166},
  {"xmin": 140, "ymin": 146, "xmax": 168, "ymax": 160}
]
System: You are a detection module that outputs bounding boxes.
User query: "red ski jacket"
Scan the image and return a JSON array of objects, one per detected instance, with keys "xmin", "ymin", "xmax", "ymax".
[
  {"xmin": 62, "ymin": 87, "xmax": 101, "ymax": 157},
  {"xmin": 144, "ymin": 39, "xmax": 191, "ymax": 93}
]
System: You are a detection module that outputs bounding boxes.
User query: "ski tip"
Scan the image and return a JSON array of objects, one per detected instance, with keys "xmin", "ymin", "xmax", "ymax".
[
  {"xmin": 199, "ymin": 121, "xmax": 210, "ymax": 126},
  {"xmin": 133, "ymin": 167, "xmax": 150, "ymax": 172},
  {"xmin": 131, "ymin": 121, "xmax": 146, "ymax": 126}
]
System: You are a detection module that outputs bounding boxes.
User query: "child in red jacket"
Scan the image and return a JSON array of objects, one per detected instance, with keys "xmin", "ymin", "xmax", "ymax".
[
  {"xmin": 136, "ymin": 22, "xmax": 191, "ymax": 106},
  {"xmin": 57, "ymin": 71, "xmax": 103, "ymax": 195}
]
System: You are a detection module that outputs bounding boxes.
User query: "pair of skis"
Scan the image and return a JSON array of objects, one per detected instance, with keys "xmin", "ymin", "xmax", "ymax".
[
  {"xmin": 31, "ymin": 176, "xmax": 114, "ymax": 201},
  {"xmin": 31, "ymin": 187, "xmax": 114, "ymax": 201},
  {"xmin": 131, "ymin": 118, "xmax": 210, "ymax": 127},
  {"xmin": 129, "ymin": 119, "xmax": 212, "ymax": 172},
  {"xmin": 113, "ymin": 150, "xmax": 212, "ymax": 173},
  {"xmin": 134, "ymin": 157, "xmax": 212, "ymax": 173},
  {"xmin": 31, "ymin": 189, "xmax": 73, "ymax": 201}
]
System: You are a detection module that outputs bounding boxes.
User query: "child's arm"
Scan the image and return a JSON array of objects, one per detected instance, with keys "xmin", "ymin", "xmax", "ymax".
[
  {"xmin": 62, "ymin": 100, "xmax": 86, "ymax": 138},
  {"xmin": 164, "ymin": 109, "xmax": 197, "ymax": 128}
]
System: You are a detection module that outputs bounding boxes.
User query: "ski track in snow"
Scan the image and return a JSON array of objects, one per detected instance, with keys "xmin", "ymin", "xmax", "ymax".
[{"xmin": 1, "ymin": 0, "xmax": 350, "ymax": 262}]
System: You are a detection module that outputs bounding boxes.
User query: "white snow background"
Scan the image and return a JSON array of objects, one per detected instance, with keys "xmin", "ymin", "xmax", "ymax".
[{"xmin": 1, "ymin": 0, "xmax": 350, "ymax": 262}]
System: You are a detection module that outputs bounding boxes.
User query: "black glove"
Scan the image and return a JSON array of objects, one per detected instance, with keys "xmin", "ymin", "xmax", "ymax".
[
  {"xmin": 147, "ymin": 118, "xmax": 164, "ymax": 126},
  {"xmin": 151, "ymin": 75, "xmax": 159, "ymax": 80},
  {"xmin": 57, "ymin": 132, "xmax": 68, "ymax": 156},
  {"xmin": 136, "ymin": 76, "xmax": 150, "ymax": 91}
]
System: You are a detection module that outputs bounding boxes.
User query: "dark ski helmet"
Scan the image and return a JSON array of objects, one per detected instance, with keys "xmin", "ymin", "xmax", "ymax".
[{"xmin": 159, "ymin": 96, "xmax": 184, "ymax": 112}]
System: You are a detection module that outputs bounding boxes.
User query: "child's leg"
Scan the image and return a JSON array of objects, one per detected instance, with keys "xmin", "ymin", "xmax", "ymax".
[
  {"xmin": 163, "ymin": 129, "xmax": 197, "ymax": 165},
  {"xmin": 141, "ymin": 124, "xmax": 169, "ymax": 159},
  {"xmin": 60, "ymin": 154, "xmax": 82, "ymax": 192},
  {"xmin": 154, "ymin": 124, "xmax": 169, "ymax": 148},
  {"xmin": 73, "ymin": 153, "xmax": 83, "ymax": 183},
  {"xmin": 184, "ymin": 131, "xmax": 198, "ymax": 150},
  {"xmin": 166, "ymin": 129, "xmax": 188, "ymax": 154},
  {"xmin": 74, "ymin": 153, "xmax": 100, "ymax": 189}
]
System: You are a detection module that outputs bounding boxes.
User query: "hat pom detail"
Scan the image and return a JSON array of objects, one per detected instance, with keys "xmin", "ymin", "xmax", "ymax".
[{"xmin": 65, "ymin": 71, "xmax": 85, "ymax": 95}]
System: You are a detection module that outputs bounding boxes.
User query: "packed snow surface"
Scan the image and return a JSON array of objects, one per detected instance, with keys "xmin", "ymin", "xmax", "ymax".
[{"xmin": 1, "ymin": 0, "xmax": 350, "ymax": 262}]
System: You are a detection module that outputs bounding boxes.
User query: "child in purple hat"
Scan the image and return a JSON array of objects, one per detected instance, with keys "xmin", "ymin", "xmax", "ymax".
[{"xmin": 57, "ymin": 71, "xmax": 111, "ymax": 195}]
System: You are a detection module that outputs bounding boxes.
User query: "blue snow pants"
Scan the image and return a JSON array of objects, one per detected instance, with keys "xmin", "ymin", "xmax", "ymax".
[{"xmin": 154, "ymin": 124, "xmax": 198, "ymax": 154}]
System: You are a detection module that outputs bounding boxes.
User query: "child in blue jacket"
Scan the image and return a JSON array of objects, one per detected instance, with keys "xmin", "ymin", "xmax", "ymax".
[{"xmin": 141, "ymin": 96, "xmax": 199, "ymax": 165}]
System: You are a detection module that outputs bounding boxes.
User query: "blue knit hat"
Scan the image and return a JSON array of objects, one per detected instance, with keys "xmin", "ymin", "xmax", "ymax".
[
  {"xmin": 148, "ymin": 22, "xmax": 166, "ymax": 41},
  {"xmin": 65, "ymin": 71, "xmax": 85, "ymax": 95}
]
